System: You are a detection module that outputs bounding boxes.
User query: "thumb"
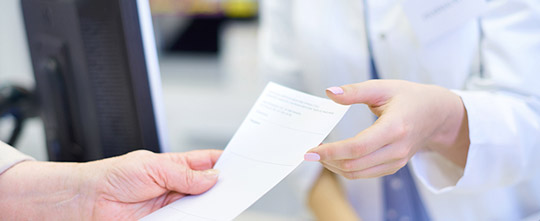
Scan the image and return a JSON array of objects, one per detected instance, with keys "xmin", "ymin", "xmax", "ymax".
[
  {"xmin": 325, "ymin": 80, "xmax": 394, "ymax": 106},
  {"xmin": 161, "ymin": 162, "xmax": 220, "ymax": 195}
]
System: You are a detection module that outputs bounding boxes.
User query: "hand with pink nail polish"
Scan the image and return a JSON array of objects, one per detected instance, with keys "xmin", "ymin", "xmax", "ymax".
[
  {"xmin": 0, "ymin": 149, "xmax": 222, "ymax": 220},
  {"xmin": 305, "ymin": 80, "xmax": 470, "ymax": 179}
]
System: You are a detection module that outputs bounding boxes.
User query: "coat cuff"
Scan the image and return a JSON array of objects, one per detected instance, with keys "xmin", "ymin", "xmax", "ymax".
[
  {"xmin": 0, "ymin": 141, "xmax": 35, "ymax": 175},
  {"xmin": 411, "ymin": 89, "xmax": 540, "ymax": 194}
]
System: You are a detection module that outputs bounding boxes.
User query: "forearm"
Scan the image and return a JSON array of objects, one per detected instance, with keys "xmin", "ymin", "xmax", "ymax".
[
  {"xmin": 0, "ymin": 161, "xmax": 88, "ymax": 220},
  {"xmin": 308, "ymin": 168, "xmax": 360, "ymax": 221}
]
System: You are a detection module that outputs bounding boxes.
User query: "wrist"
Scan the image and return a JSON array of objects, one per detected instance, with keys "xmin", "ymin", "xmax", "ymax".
[
  {"xmin": 76, "ymin": 161, "xmax": 106, "ymax": 220},
  {"xmin": 428, "ymin": 88, "xmax": 470, "ymax": 167}
]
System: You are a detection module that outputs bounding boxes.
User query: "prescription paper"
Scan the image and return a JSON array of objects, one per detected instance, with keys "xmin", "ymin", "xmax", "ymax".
[{"xmin": 142, "ymin": 82, "xmax": 350, "ymax": 221}]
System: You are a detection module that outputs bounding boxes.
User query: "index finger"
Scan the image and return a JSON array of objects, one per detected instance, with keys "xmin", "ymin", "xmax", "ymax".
[
  {"xmin": 165, "ymin": 149, "xmax": 223, "ymax": 170},
  {"xmin": 307, "ymin": 118, "xmax": 401, "ymax": 161},
  {"xmin": 326, "ymin": 80, "xmax": 396, "ymax": 106}
]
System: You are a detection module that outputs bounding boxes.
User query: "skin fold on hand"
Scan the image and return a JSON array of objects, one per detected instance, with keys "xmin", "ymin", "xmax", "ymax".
[
  {"xmin": 0, "ymin": 149, "xmax": 222, "ymax": 220},
  {"xmin": 307, "ymin": 80, "xmax": 470, "ymax": 179}
]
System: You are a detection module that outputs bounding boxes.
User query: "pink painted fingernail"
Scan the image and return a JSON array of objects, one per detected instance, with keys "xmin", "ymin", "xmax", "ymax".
[
  {"xmin": 326, "ymin": 87, "xmax": 344, "ymax": 95},
  {"xmin": 304, "ymin": 153, "xmax": 321, "ymax": 161}
]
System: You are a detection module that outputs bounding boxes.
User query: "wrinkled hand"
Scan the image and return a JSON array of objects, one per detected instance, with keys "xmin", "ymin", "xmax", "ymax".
[
  {"xmin": 80, "ymin": 150, "xmax": 222, "ymax": 220},
  {"xmin": 304, "ymin": 80, "xmax": 469, "ymax": 179},
  {"xmin": 0, "ymin": 149, "xmax": 222, "ymax": 220}
]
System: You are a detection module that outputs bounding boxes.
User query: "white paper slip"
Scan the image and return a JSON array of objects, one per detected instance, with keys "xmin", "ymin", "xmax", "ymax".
[{"xmin": 142, "ymin": 82, "xmax": 350, "ymax": 221}]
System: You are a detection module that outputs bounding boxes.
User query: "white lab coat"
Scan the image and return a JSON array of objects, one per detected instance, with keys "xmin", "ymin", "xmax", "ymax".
[
  {"xmin": 259, "ymin": 0, "xmax": 540, "ymax": 220},
  {"xmin": 0, "ymin": 141, "xmax": 34, "ymax": 174}
]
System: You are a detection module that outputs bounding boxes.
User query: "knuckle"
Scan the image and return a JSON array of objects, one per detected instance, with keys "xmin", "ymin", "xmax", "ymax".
[
  {"xmin": 397, "ymin": 158, "xmax": 409, "ymax": 168},
  {"xmin": 392, "ymin": 121, "xmax": 408, "ymax": 140},
  {"xmin": 385, "ymin": 160, "xmax": 408, "ymax": 176},
  {"xmin": 183, "ymin": 169, "xmax": 196, "ymax": 190},
  {"xmin": 349, "ymin": 143, "xmax": 367, "ymax": 157},
  {"xmin": 386, "ymin": 167, "xmax": 401, "ymax": 176},
  {"xmin": 393, "ymin": 147, "xmax": 410, "ymax": 160},
  {"xmin": 339, "ymin": 160, "xmax": 355, "ymax": 172},
  {"xmin": 343, "ymin": 172, "xmax": 358, "ymax": 180},
  {"xmin": 382, "ymin": 170, "xmax": 396, "ymax": 177},
  {"xmin": 322, "ymin": 147, "xmax": 335, "ymax": 159}
]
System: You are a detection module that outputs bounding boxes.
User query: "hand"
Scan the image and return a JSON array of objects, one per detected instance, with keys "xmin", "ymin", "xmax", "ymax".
[
  {"xmin": 304, "ymin": 80, "xmax": 470, "ymax": 179},
  {"xmin": 0, "ymin": 149, "xmax": 222, "ymax": 220},
  {"xmin": 82, "ymin": 149, "xmax": 222, "ymax": 220}
]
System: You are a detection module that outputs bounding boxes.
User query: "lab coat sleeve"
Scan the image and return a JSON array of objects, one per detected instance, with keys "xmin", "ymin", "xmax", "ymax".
[
  {"xmin": 258, "ymin": 0, "xmax": 304, "ymax": 89},
  {"xmin": 411, "ymin": 0, "xmax": 540, "ymax": 194},
  {"xmin": 0, "ymin": 141, "xmax": 35, "ymax": 175}
]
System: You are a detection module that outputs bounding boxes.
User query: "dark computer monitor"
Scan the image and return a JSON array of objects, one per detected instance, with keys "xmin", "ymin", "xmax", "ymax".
[{"xmin": 21, "ymin": 0, "xmax": 169, "ymax": 161}]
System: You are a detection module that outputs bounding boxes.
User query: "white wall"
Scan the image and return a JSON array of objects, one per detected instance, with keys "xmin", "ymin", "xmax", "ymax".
[
  {"xmin": 0, "ymin": 0, "xmax": 34, "ymax": 87},
  {"xmin": 0, "ymin": 0, "xmax": 47, "ymax": 160}
]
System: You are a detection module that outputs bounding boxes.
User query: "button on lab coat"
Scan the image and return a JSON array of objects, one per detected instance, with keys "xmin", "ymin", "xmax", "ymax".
[{"xmin": 259, "ymin": 0, "xmax": 540, "ymax": 220}]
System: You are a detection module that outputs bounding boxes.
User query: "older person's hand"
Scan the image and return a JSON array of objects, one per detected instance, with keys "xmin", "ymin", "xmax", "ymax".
[
  {"xmin": 0, "ymin": 149, "xmax": 222, "ymax": 220},
  {"xmin": 304, "ymin": 80, "xmax": 470, "ymax": 179}
]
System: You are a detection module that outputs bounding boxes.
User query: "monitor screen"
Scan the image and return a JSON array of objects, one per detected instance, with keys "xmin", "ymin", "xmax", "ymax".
[{"xmin": 21, "ymin": 0, "xmax": 168, "ymax": 161}]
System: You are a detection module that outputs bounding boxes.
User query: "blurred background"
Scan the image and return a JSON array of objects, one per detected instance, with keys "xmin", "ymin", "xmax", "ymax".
[{"xmin": 0, "ymin": 0, "xmax": 311, "ymax": 220}]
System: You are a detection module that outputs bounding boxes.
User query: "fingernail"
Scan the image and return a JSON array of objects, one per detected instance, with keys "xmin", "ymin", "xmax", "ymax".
[
  {"xmin": 304, "ymin": 153, "xmax": 321, "ymax": 161},
  {"xmin": 202, "ymin": 169, "xmax": 220, "ymax": 178},
  {"xmin": 326, "ymin": 87, "xmax": 344, "ymax": 95}
]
